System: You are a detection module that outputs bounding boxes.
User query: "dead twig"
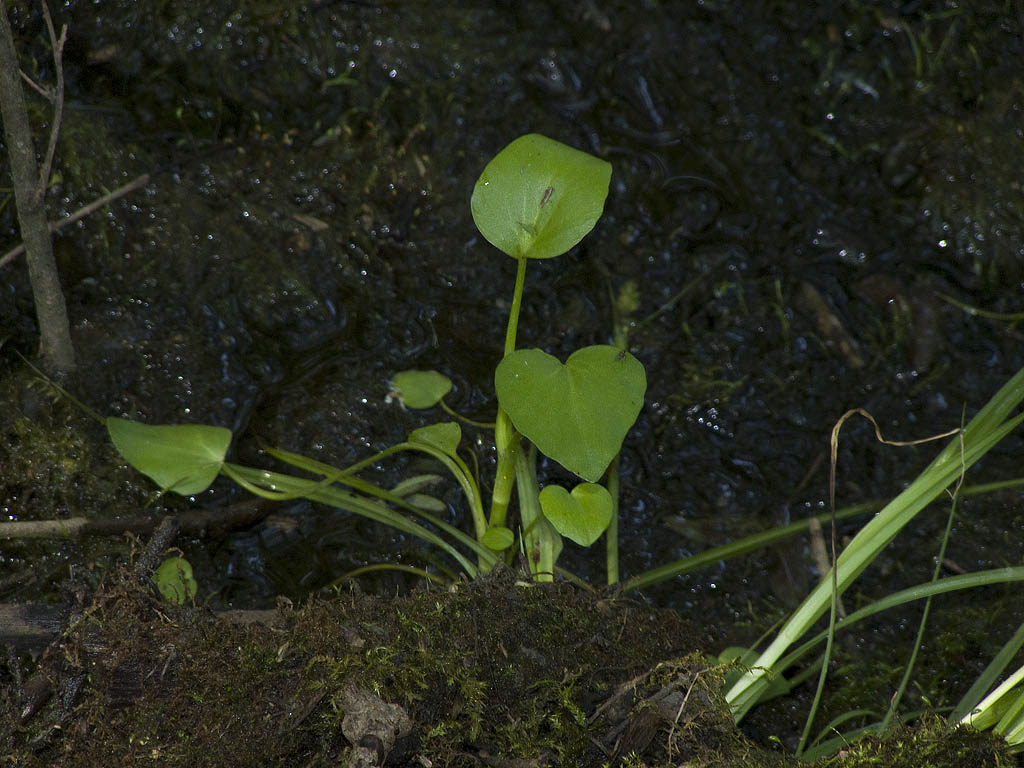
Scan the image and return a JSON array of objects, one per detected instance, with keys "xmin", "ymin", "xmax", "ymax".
[
  {"xmin": 0, "ymin": 498, "xmax": 274, "ymax": 541},
  {"xmin": 0, "ymin": 173, "xmax": 150, "ymax": 268}
]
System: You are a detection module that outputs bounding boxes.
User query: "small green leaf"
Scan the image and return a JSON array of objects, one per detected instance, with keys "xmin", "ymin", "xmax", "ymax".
[
  {"xmin": 390, "ymin": 474, "xmax": 444, "ymax": 497},
  {"xmin": 481, "ymin": 525, "xmax": 515, "ymax": 551},
  {"xmin": 495, "ymin": 345, "xmax": 645, "ymax": 481},
  {"xmin": 106, "ymin": 418, "xmax": 231, "ymax": 496},
  {"xmin": 390, "ymin": 370, "xmax": 452, "ymax": 409},
  {"xmin": 405, "ymin": 494, "xmax": 448, "ymax": 513},
  {"xmin": 409, "ymin": 422, "xmax": 462, "ymax": 457},
  {"xmin": 153, "ymin": 556, "xmax": 198, "ymax": 605},
  {"xmin": 471, "ymin": 134, "xmax": 612, "ymax": 260},
  {"xmin": 539, "ymin": 483, "xmax": 613, "ymax": 547}
]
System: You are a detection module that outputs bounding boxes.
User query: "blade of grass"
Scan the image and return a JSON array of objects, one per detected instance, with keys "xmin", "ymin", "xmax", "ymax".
[
  {"xmin": 775, "ymin": 567, "xmax": 1024, "ymax": 679},
  {"xmin": 622, "ymin": 502, "xmax": 880, "ymax": 592},
  {"xmin": 222, "ymin": 462, "xmax": 494, "ymax": 577},
  {"xmin": 960, "ymin": 662, "xmax": 1024, "ymax": 732},
  {"xmin": 263, "ymin": 440, "xmax": 488, "ymax": 540},
  {"xmin": 951, "ymin": 621, "xmax": 1024, "ymax": 723}
]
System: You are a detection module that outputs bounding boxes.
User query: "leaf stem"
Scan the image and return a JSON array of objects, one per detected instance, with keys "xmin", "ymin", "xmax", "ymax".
[
  {"xmin": 605, "ymin": 455, "xmax": 620, "ymax": 585},
  {"xmin": 490, "ymin": 256, "xmax": 528, "ymax": 532},
  {"xmin": 504, "ymin": 256, "xmax": 528, "ymax": 356}
]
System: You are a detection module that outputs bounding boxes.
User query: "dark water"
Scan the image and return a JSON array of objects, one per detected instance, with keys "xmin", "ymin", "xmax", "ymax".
[{"xmin": 2, "ymin": 0, "xmax": 1023, "ymax": 743}]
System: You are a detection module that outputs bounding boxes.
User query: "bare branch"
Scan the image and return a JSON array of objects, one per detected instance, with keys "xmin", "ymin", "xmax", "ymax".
[
  {"xmin": 36, "ymin": 0, "xmax": 67, "ymax": 201},
  {"xmin": 18, "ymin": 67, "xmax": 50, "ymax": 99}
]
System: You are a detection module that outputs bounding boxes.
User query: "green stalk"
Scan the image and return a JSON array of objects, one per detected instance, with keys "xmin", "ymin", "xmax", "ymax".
[
  {"xmin": 503, "ymin": 256, "xmax": 528, "ymax": 357},
  {"xmin": 489, "ymin": 413, "xmax": 520, "ymax": 531},
  {"xmin": 605, "ymin": 455, "xmax": 620, "ymax": 585},
  {"xmin": 489, "ymin": 256, "xmax": 529, "ymax": 530},
  {"xmin": 514, "ymin": 444, "xmax": 562, "ymax": 580}
]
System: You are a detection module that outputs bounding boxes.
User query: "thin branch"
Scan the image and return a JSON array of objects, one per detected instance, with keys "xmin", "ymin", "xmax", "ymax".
[
  {"xmin": 35, "ymin": 0, "xmax": 66, "ymax": 202},
  {"xmin": 18, "ymin": 68, "xmax": 49, "ymax": 99},
  {"xmin": 0, "ymin": 173, "xmax": 150, "ymax": 268}
]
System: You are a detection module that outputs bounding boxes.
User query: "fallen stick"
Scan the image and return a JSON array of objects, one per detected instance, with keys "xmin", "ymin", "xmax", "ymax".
[
  {"xmin": 0, "ymin": 173, "xmax": 150, "ymax": 269},
  {"xmin": 0, "ymin": 498, "xmax": 273, "ymax": 540}
]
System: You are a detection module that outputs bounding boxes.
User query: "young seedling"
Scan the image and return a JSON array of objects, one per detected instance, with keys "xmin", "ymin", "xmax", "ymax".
[
  {"xmin": 402, "ymin": 133, "xmax": 646, "ymax": 577},
  {"xmin": 91, "ymin": 133, "xmax": 646, "ymax": 585}
]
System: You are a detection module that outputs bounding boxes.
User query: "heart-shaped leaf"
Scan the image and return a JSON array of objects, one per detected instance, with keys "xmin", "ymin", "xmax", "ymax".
[
  {"xmin": 107, "ymin": 418, "xmax": 231, "ymax": 496},
  {"xmin": 470, "ymin": 134, "xmax": 612, "ymax": 260},
  {"xmin": 539, "ymin": 483, "xmax": 613, "ymax": 546},
  {"xmin": 409, "ymin": 422, "xmax": 462, "ymax": 457},
  {"xmin": 495, "ymin": 345, "xmax": 645, "ymax": 481}
]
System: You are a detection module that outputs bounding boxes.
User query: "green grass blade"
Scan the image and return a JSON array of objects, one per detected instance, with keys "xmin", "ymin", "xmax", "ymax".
[
  {"xmin": 622, "ymin": 503, "xmax": 880, "ymax": 592},
  {"xmin": 263, "ymin": 440, "xmax": 487, "ymax": 542},
  {"xmin": 775, "ymin": 568, "xmax": 1024, "ymax": 678},
  {"xmin": 951, "ymin": 621, "xmax": 1024, "ymax": 723},
  {"xmin": 726, "ymin": 365, "xmax": 1024, "ymax": 720}
]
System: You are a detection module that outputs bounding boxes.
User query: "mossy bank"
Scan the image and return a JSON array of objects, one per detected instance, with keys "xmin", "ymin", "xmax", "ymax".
[{"xmin": 1, "ymin": 568, "xmax": 1011, "ymax": 767}]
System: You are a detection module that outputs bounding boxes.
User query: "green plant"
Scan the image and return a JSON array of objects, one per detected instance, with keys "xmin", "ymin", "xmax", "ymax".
[
  {"xmin": 720, "ymin": 366, "xmax": 1024, "ymax": 755},
  {"xmin": 153, "ymin": 554, "xmax": 198, "ymax": 605},
  {"xmin": 92, "ymin": 133, "xmax": 645, "ymax": 583}
]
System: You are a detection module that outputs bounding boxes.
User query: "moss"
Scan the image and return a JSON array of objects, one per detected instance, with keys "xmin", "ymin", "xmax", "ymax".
[
  {"xmin": 1, "ymin": 568, "xmax": 1011, "ymax": 767},
  {"xmin": 818, "ymin": 714, "xmax": 1014, "ymax": 768}
]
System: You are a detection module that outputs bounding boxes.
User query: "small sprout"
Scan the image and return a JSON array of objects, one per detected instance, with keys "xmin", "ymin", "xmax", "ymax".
[
  {"xmin": 388, "ymin": 370, "xmax": 452, "ymax": 409},
  {"xmin": 153, "ymin": 555, "xmax": 198, "ymax": 605},
  {"xmin": 616, "ymin": 280, "xmax": 640, "ymax": 316},
  {"xmin": 408, "ymin": 422, "xmax": 462, "ymax": 457}
]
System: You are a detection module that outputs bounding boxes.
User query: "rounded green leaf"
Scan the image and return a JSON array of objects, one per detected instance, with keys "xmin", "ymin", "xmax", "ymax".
[
  {"xmin": 495, "ymin": 345, "xmax": 646, "ymax": 481},
  {"xmin": 470, "ymin": 134, "xmax": 612, "ymax": 260},
  {"xmin": 481, "ymin": 525, "xmax": 514, "ymax": 551},
  {"xmin": 106, "ymin": 418, "xmax": 231, "ymax": 496},
  {"xmin": 154, "ymin": 556, "xmax": 198, "ymax": 605},
  {"xmin": 390, "ymin": 370, "xmax": 452, "ymax": 409},
  {"xmin": 539, "ymin": 483, "xmax": 613, "ymax": 547}
]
